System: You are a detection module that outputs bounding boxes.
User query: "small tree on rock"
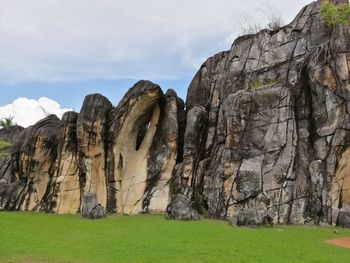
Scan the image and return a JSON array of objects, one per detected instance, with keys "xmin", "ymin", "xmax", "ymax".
[{"xmin": 321, "ymin": 1, "xmax": 350, "ymax": 26}]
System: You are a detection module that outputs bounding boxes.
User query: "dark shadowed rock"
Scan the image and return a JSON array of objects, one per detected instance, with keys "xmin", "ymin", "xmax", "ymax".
[
  {"xmin": 337, "ymin": 206, "xmax": 350, "ymax": 228},
  {"xmin": 1, "ymin": 0, "xmax": 350, "ymax": 229},
  {"xmin": 230, "ymin": 208, "xmax": 274, "ymax": 227},
  {"xmin": 0, "ymin": 125, "xmax": 24, "ymax": 184},
  {"xmin": 144, "ymin": 89, "xmax": 182, "ymax": 213},
  {"xmin": 81, "ymin": 192, "xmax": 106, "ymax": 219},
  {"xmin": 0, "ymin": 126, "xmax": 25, "ymax": 209},
  {"xmin": 167, "ymin": 0, "xmax": 350, "ymax": 227},
  {"xmin": 0, "ymin": 115, "xmax": 60, "ymax": 211},
  {"xmin": 0, "ymin": 125, "xmax": 24, "ymax": 143}
]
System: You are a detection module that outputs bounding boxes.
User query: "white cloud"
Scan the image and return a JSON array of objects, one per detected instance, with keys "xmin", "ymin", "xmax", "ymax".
[
  {"xmin": 0, "ymin": 97, "xmax": 71, "ymax": 127},
  {"xmin": 0, "ymin": 0, "xmax": 312, "ymax": 84}
]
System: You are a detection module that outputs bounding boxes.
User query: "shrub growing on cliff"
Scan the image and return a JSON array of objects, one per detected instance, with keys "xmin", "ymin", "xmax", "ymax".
[
  {"xmin": 237, "ymin": 5, "xmax": 284, "ymax": 35},
  {"xmin": 0, "ymin": 140, "xmax": 11, "ymax": 157},
  {"xmin": 245, "ymin": 78, "xmax": 277, "ymax": 90},
  {"xmin": 321, "ymin": 1, "xmax": 350, "ymax": 26}
]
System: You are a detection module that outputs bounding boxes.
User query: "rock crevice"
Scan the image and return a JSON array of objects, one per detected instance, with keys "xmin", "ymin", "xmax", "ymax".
[{"xmin": 1, "ymin": 0, "xmax": 350, "ymax": 227}]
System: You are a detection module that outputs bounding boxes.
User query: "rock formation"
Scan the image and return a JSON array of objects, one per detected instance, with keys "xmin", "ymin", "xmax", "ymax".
[
  {"xmin": 81, "ymin": 193, "xmax": 106, "ymax": 219},
  {"xmin": 1, "ymin": 0, "xmax": 350, "ymax": 227},
  {"xmin": 168, "ymin": 0, "xmax": 350, "ymax": 226}
]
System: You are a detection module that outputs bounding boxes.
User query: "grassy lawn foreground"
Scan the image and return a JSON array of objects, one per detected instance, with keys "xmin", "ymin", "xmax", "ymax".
[{"xmin": 0, "ymin": 212, "xmax": 350, "ymax": 262}]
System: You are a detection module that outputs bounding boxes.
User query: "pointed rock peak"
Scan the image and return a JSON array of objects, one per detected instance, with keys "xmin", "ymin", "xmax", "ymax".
[
  {"xmin": 81, "ymin": 93, "xmax": 113, "ymax": 109},
  {"xmin": 165, "ymin": 89, "xmax": 177, "ymax": 97},
  {"xmin": 32, "ymin": 114, "xmax": 61, "ymax": 127},
  {"xmin": 115, "ymin": 80, "xmax": 163, "ymax": 113},
  {"xmin": 61, "ymin": 111, "xmax": 79, "ymax": 122}
]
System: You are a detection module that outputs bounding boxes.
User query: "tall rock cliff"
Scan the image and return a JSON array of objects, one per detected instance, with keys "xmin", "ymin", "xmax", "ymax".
[
  {"xmin": 0, "ymin": 0, "xmax": 350, "ymax": 226},
  {"xmin": 169, "ymin": 0, "xmax": 350, "ymax": 225}
]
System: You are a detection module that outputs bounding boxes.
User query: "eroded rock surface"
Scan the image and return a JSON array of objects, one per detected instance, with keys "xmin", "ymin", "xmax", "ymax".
[
  {"xmin": 1, "ymin": 0, "xmax": 350, "ymax": 228},
  {"xmin": 53, "ymin": 111, "xmax": 80, "ymax": 214},
  {"xmin": 0, "ymin": 80, "xmax": 183, "ymax": 215},
  {"xmin": 81, "ymin": 192, "xmax": 106, "ymax": 219},
  {"xmin": 168, "ymin": 0, "xmax": 350, "ymax": 226},
  {"xmin": 107, "ymin": 81, "xmax": 163, "ymax": 214},
  {"xmin": 77, "ymin": 94, "xmax": 113, "ymax": 209},
  {"xmin": 0, "ymin": 115, "xmax": 60, "ymax": 211}
]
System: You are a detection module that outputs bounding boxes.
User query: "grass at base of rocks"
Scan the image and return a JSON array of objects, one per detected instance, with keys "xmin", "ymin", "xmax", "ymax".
[{"xmin": 0, "ymin": 212, "xmax": 350, "ymax": 263}]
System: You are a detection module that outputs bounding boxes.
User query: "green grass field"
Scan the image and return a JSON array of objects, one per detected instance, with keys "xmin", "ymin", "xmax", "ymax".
[{"xmin": 0, "ymin": 212, "xmax": 350, "ymax": 263}]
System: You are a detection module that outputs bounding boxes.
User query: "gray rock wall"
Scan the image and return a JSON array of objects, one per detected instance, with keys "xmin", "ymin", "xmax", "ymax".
[
  {"xmin": 1, "ymin": 0, "xmax": 350, "ymax": 227},
  {"xmin": 168, "ymin": 0, "xmax": 350, "ymax": 226}
]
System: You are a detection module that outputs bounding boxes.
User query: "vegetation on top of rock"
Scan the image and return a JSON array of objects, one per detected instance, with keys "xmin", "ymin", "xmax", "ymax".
[
  {"xmin": 238, "ymin": 5, "xmax": 284, "ymax": 35},
  {"xmin": 321, "ymin": 1, "xmax": 350, "ymax": 26},
  {"xmin": 0, "ymin": 140, "xmax": 11, "ymax": 157},
  {"xmin": 0, "ymin": 116, "xmax": 16, "ymax": 128},
  {"xmin": 245, "ymin": 78, "xmax": 278, "ymax": 90}
]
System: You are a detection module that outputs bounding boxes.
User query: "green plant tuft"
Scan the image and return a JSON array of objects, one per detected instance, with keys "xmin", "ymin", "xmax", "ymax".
[
  {"xmin": 0, "ymin": 140, "xmax": 11, "ymax": 157},
  {"xmin": 245, "ymin": 78, "xmax": 278, "ymax": 90},
  {"xmin": 0, "ymin": 116, "xmax": 16, "ymax": 129},
  {"xmin": 321, "ymin": 1, "xmax": 350, "ymax": 26}
]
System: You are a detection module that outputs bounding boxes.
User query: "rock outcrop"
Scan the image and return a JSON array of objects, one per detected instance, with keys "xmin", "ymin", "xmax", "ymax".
[
  {"xmin": 0, "ymin": 125, "xmax": 24, "ymax": 185},
  {"xmin": 167, "ymin": 0, "xmax": 350, "ymax": 226},
  {"xmin": 53, "ymin": 111, "xmax": 80, "ymax": 214},
  {"xmin": 81, "ymin": 193, "xmax": 106, "ymax": 219},
  {"xmin": 106, "ymin": 81, "xmax": 163, "ymax": 214},
  {"xmin": 1, "ymin": 0, "xmax": 350, "ymax": 227},
  {"xmin": 0, "ymin": 80, "xmax": 182, "ymax": 217}
]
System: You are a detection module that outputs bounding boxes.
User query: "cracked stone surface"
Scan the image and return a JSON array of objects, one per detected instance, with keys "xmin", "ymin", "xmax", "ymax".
[
  {"xmin": 1, "ymin": 0, "xmax": 350, "ymax": 227},
  {"xmin": 169, "ymin": 0, "xmax": 350, "ymax": 226}
]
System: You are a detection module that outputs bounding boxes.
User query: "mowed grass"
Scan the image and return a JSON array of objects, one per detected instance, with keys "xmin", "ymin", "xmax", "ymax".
[{"xmin": 1, "ymin": 212, "xmax": 350, "ymax": 263}]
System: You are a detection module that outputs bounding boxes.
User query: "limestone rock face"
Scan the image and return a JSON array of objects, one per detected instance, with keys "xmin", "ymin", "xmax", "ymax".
[
  {"xmin": 0, "ymin": 80, "xmax": 183, "ymax": 216},
  {"xmin": 0, "ymin": 115, "xmax": 60, "ymax": 211},
  {"xmin": 107, "ymin": 80, "xmax": 163, "ymax": 214},
  {"xmin": 77, "ymin": 94, "xmax": 113, "ymax": 209},
  {"xmin": 1, "ymin": 0, "xmax": 350, "ymax": 228},
  {"xmin": 145, "ymin": 89, "xmax": 182, "ymax": 213},
  {"xmin": 168, "ymin": 0, "xmax": 350, "ymax": 226},
  {"xmin": 53, "ymin": 111, "xmax": 80, "ymax": 214}
]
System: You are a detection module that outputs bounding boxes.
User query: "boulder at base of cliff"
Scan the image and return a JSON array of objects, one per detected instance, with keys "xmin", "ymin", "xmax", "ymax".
[
  {"xmin": 81, "ymin": 193, "xmax": 106, "ymax": 219},
  {"xmin": 337, "ymin": 206, "xmax": 350, "ymax": 228},
  {"xmin": 229, "ymin": 208, "xmax": 274, "ymax": 227}
]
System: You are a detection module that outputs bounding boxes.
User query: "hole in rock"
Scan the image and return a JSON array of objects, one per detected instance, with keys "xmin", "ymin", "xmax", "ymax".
[
  {"xmin": 118, "ymin": 153, "xmax": 124, "ymax": 169},
  {"xmin": 135, "ymin": 122, "xmax": 150, "ymax": 151}
]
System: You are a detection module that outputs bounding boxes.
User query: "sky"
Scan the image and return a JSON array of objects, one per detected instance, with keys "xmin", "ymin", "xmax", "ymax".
[{"xmin": 0, "ymin": 0, "xmax": 312, "ymax": 127}]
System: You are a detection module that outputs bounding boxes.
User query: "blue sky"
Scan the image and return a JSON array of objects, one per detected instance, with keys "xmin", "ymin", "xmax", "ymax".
[
  {"xmin": 0, "ymin": 78, "xmax": 191, "ymax": 110},
  {"xmin": 0, "ymin": 0, "xmax": 312, "ymax": 126}
]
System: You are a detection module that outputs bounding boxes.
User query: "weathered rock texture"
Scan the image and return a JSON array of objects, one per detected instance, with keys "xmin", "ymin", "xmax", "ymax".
[
  {"xmin": 0, "ymin": 126, "xmax": 24, "ymax": 185},
  {"xmin": 1, "ymin": 0, "xmax": 350, "ymax": 227},
  {"xmin": 81, "ymin": 193, "xmax": 106, "ymax": 219},
  {"xmin": 53, "ymin": 111, "xmax": 80, "ymax": 214},
  {"xmin": 0, "ymin": 80, "xmax": 181, "ymax": 217},
  {"xmin": 168, "ymin": 0, "xmax": 350, "ymax": 226}
]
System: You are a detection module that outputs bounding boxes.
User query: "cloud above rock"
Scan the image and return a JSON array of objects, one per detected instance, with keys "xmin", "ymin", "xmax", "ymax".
[
  {"xmin": 0, "ymin": 97, "xmax": 71, "ymax": 127},
  {"xmin": 0, "ymin": 0, "xmax": 311, "ymax": 84}
]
